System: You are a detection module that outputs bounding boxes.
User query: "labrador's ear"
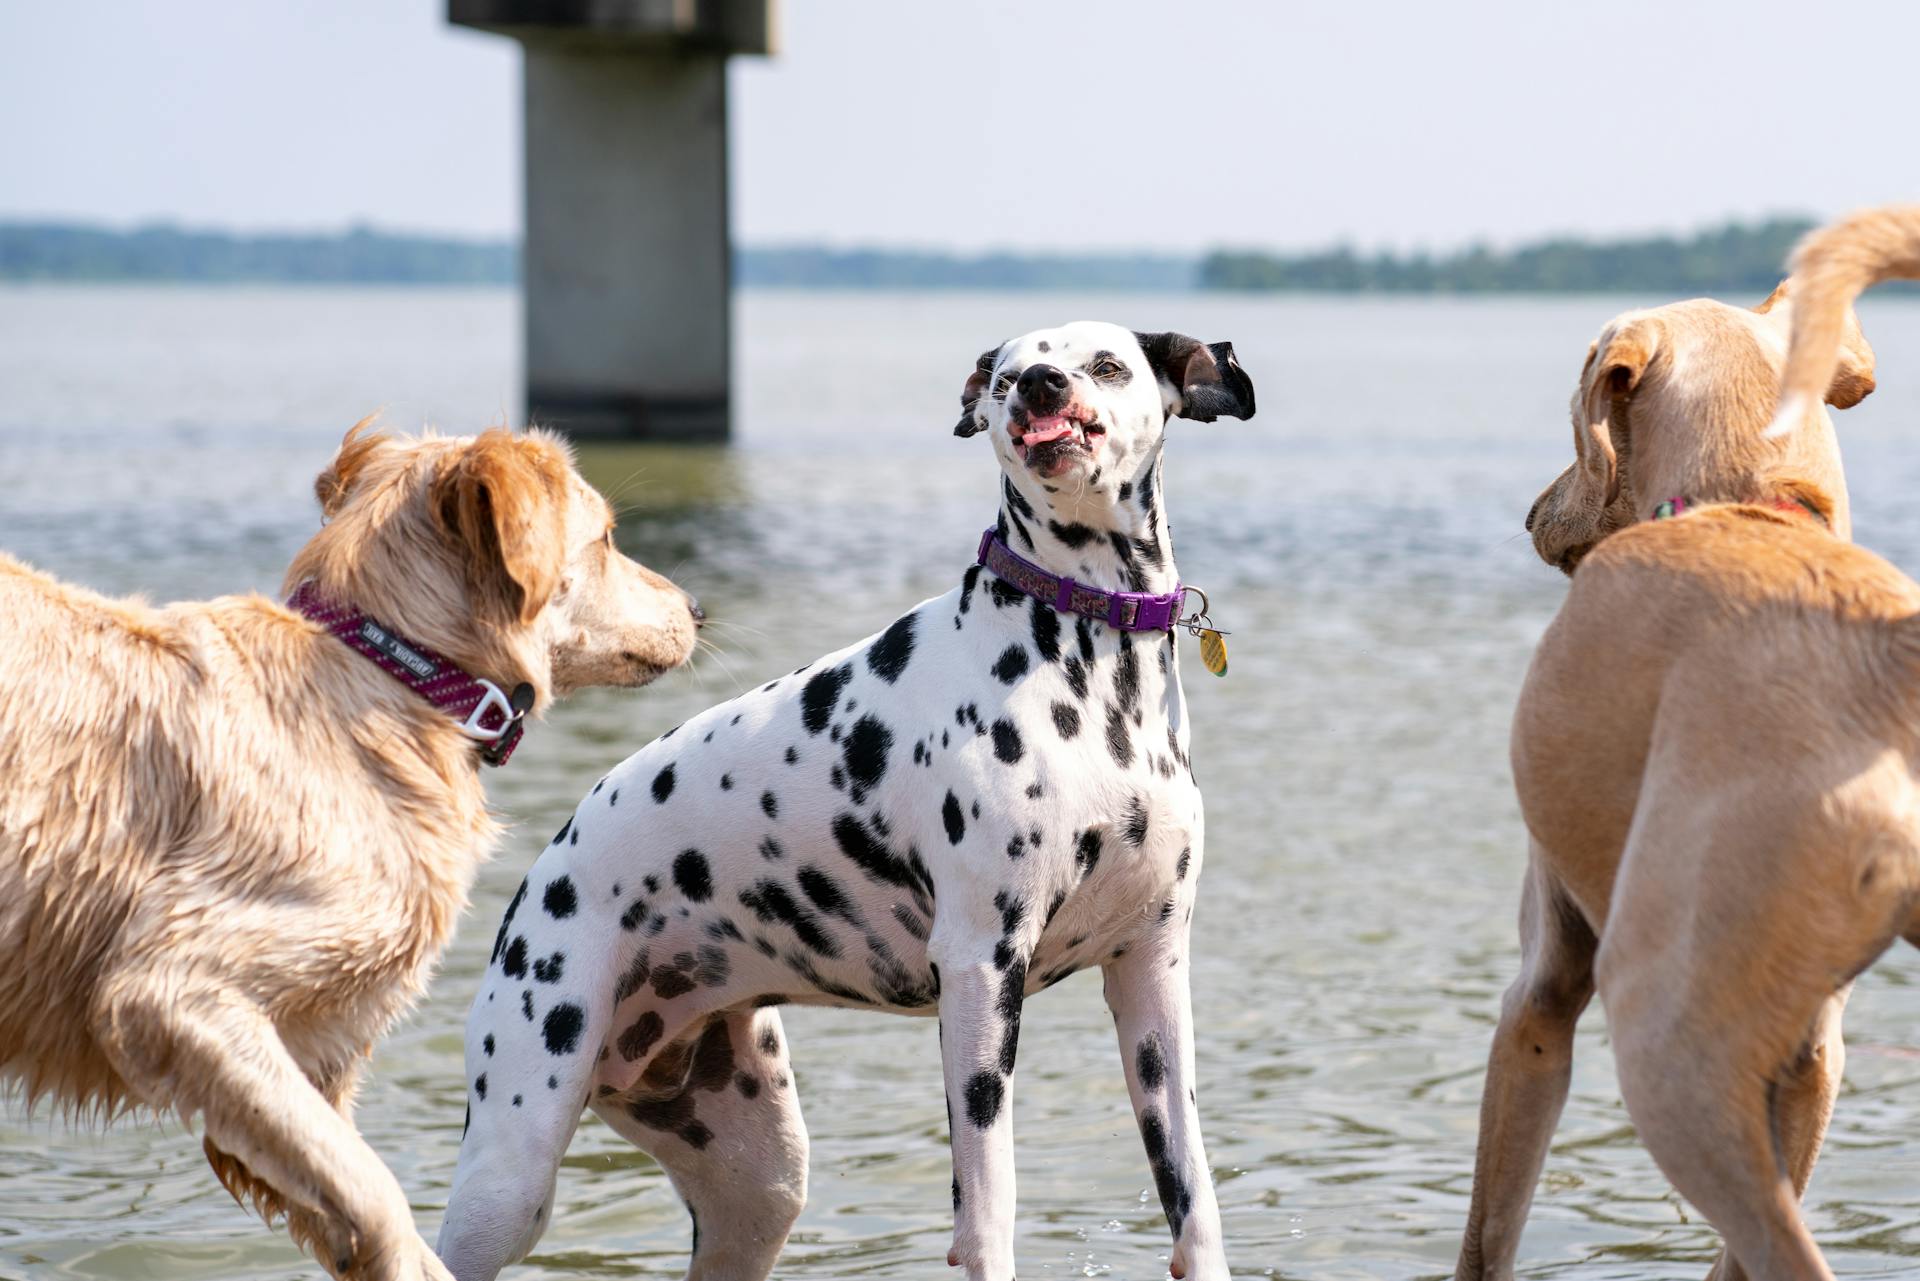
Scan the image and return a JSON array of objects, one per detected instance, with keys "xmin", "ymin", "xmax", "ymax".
[
  {"xmin": 1568, "ymin": 319, "xmax": 1659, "ymax": 516},
  {"xmin": 430, "ymin": 431, "xmax": 569, "ymax": 626},
  {"xmin": 954, "ymin": 343, "xmax": 1005, "ymax": 437},
  {"xmin": 1132, "ymin": 332, "xmax": 1256, "ymax": 422},
  {"xmin": 1755, "ymin": 279, "xmax": 1875, "ymax": 409},
  {"xmin": 314, "ymin": 416, "xmax": 390, "ymax": 519}
]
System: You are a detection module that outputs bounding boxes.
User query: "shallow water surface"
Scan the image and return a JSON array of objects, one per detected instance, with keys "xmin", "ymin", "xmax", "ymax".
[{"xmin": 4, "ymin": 287, "xmax": 1920, "ymax": 1279}]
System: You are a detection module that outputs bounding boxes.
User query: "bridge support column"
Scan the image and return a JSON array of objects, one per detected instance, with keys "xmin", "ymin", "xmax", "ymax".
[{"xmin": 450, "ymin": 2, "xmax": 776, "ymax": 440}]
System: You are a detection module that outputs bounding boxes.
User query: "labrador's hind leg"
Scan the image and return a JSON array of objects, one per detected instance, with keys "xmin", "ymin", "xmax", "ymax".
[
  {"xmin": 1455, "ymin": 854, "xmax": 1596, "ymax": 1281},
  {"xmin": 593, "ymin": 1006, "xmax": 809, "ymax": 1281}
]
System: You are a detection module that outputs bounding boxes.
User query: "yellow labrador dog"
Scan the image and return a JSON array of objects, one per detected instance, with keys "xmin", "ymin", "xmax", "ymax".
[
  {"xmin": 1459, "ymin": 206, "xmax": 1920, "ymax": 1281},
  {"xmin": 0, "ymin": 423, "xmax": 699, "ymax": 1281}
]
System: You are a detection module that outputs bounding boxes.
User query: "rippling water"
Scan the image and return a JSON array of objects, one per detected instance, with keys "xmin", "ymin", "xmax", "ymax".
[{"xmin": 5, "ymin": 286, "xmax": 1920, "ymax": 1280}]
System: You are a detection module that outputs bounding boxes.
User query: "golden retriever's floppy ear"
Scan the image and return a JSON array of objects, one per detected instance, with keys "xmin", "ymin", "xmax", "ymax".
[
  {"xmin": 1133, "ymin": 332, "xmax": 1256, "ymax": 422},
  {"xmin": 431, "ymin": 431, "xmax": 569, "ymax": 626},
  {"xmin": 1754, "ymin": 280, "xmax": 1875, "ymax": 409},
  {"xmin": 314, "ymin": 416, "xmax": 389, "ymax": 520},
  {"xmin": 1569, "ymin": 320, "xmax": 1658, "ymax": 510},
  {"xmin": 954, "ymin": 343, "xmax": 1005, "ymax": 437}
]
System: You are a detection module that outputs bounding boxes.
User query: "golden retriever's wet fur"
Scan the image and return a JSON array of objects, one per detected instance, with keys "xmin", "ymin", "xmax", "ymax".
[
  {"xmin": 0, "ymin": 422, "xmax": 697, "ymax": 1281},
  {"xmin": 1459, "ymin": 205, "xmax": 1920, "ymax": 1281}
]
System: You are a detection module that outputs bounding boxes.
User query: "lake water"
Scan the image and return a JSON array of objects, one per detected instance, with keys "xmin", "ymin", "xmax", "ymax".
[{"xmin": 5, "ymin": 286, "xmax": 1920, "ymax": 1281}]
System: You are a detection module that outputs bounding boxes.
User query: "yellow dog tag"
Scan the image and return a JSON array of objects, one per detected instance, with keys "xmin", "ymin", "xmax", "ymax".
[{"xmin": 1199, "ymin": 628, "xmax": 1228, "ymax": 677}]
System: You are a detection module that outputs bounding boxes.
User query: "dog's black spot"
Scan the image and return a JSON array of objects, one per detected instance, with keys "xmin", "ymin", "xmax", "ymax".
[
  {"xmin": 618, "ymin": 1011, "xmax": 665, "ymax": 1061},
  {"xmin": 867, "ymin": 612, "xmax": 917, "ymax": 683},
  {"xmin": 797, "ymin": 864, "xmax": 858, "ymax": 922},
  {"xmin": 987, "ymin": 576, "xmax": 1025, "ymax": 609},
  {"xmin": 475, "ymin": 1072, "xmax": 487, "ymax": 1100},
  {"xmin": 1045, "ymin": 888, "xmax": 1068, "ymax": 924},
  {"xmin": 652, "ymin": 764, "xmax": 676, "ymax": 804},
  {"xmin": 991, "ymin": 719, "xmax": 1023, "ymax": 764},
  {"xmin": 1124, "ymin": 795, "xmax": 1149, "ymax": 847},
  {"xmin": 543, "ymin": 876, "xmax": 578, "ymax": 919},
  {"xmin": 785, "ymin": 745, "xmax": 799, "ymax": 764},
  {"xmin": 965, "ymin": 1070, "xmax": 1004, "ymax": 1128},
  {"xmin": 483, "ymin": 1033, "xmax": 495, "ymax": 1057},
  {"xmin": 958, "ymin": 563, "xmax": 982, "ymax": 615},
  {"xmin": 1006, "ymin": 835, "xmax": 1026, "ymax": 859},
  {"xmin": 843, "ymin": 715, "xmax": 893, "ymax": 799},
  {"xmin": 1118, "ymin": 481, "xmax": 1133, "ymax": 501},
  {"xmin": 653, "ymin": 968, "xmax": 697, "ymax": 999},
  {"xmin": 532, "ymin": 951, "xmax": 566, "ymax": 984},
  {"xmin": 1076, "ymin": 829, "xmax": 1102, "ymax": 876},
  {"xmin": 992, "ymin": 645, "xmax": 1029, "ymax": 685},
  {"xmin": 542, "ymin": 1003, "xmax": 585, "ymax": 1055},
  {"xmin": 832, "ymin": 812, "xmax": 934, "ymax": 899},
  {"xmin": 512, "ymin": 1094, "xmax": 522, "ymax": 1106},
  {"xmin": 620, "ymin": 899, "xmax": 648, "ymax": 931},
  {"xmin": 1050, "ymin": 701, "xmax": 1081, "ymax": 739},
  {"xmin": 1140, "ymin": 1107, "xmax": 1193, "ymax": 1240},
  {"xmin": 944, "ymin": 791, "xmax": 967, "ymax": 852},
  {"xmin": 759, "ymin": 1025, "xmax": 782, "ymax": 1055},
  {"xmin": 521, "ymin": 989, "xmax": 534, "ymax": 1021},
  {"xmin": 801, "ymin": 663, "xmax": 852, "ymax": 735},
  {"xmin": 1063, "ymin": 656, "xmax": 1090, "ymax": 701},
  {"xmin": 736, "ymin": 1072, "xmax": 761, "ymax": 1099},
  {"xmin": 1176, "ymin": 846, "xmax": 1191, "ymax": 880},
  {"xmin": 1029, "ymin": 597, "xmax": 1061, "ymax": 662},
  {"xmin": 1076, "ymin": 618, "xmax": 1096, "ymax": 662},
  {"xmin": 760, "ymin": 790, "xmax": 779, "ymax": 819},
  {"xmin": 1047, "ymin": 519, "xmax": 1097, "ymax": 550},
  {"xmin": 1106, "ymin": 705, "xmax": 1134, "ymax": 768},
  {"xmin": 502, "ymin": 936, "xmax": 529, "ymax": 980},
  {"xmin": 1003, "ymin": 476, "xmax": 1037, "ymax": 521},
  {"xmin": 760, "ymin": 835, "xmax": 786, "ymax": 861},
  {"xmin": 997, "ymin": 959, "xmax": 1026, "ymax": 1074},
  {"xmin": 674, "ymin": 849, "xmax": 714, "ymax": 902},
  {"xmin": 1037, "ymin": 340, "xmax": 1050, "ymax": 352},
  {"xmin": 1115, "ymin": 634, "xmax": 1141, "ymax": 715},
  {"xmin": 1137, "ymin": 1033, "xmax": 1167, "ymax": 1090},
  {"xmin": 720, "ymin": 773, "xmax": 733, "ymax": 791},
  {"xmin": 740, "ymin": 879, "xmax": 840, "ymax": 957},
  {"xmin": 490, "ymin": 878, "xmax": 529, "ymax": 964}
]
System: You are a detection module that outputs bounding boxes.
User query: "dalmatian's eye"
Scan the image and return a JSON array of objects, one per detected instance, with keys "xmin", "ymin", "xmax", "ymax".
[
  {"xmin": 1089, "ymin": 358, "xmax": 1125, "ymax": 381},
  {"xmin": 992, "ymin": 372, "xmax": 1015, "ymax": 400}
]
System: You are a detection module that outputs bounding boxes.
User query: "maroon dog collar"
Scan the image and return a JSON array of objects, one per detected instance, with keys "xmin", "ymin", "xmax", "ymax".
[
  {"xmin": 975, "ymin": 528, "xmax": 1186, "ymax": 632},
  {"xmin": 286, "ymin": 582, "xmax": 533, "ymax": 766}
]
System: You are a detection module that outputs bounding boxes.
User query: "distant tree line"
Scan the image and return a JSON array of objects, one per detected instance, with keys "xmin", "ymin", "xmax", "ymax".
[
  {"xmin": 5, "ymin": 217, "xmax": 1899, "ymax": 294},
  {"xmin": 735, "ymin": 246, "xmax": 1195, "ymax": 290},
  {"xmin": 0, "ymin": 222, "xmax": 514, "ymax": 284},
  {"xmin": 1200, "ymin": 218, "xmax": 1825, "ymax": 295}
]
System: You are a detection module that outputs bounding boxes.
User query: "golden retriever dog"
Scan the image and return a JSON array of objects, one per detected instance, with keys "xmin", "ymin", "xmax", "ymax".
[
  {"xmin": 1457, "ymin": 205, "xmax": 1920, "ymax": 1281},
  {"xmin": 0, "ymin": 422, "xmax": 699, "ymax": 1281}
]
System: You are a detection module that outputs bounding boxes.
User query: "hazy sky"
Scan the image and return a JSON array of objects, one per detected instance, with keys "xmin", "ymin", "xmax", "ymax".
[{"xmin": 2, "ymin": 0, "xmax": 1914, "ymax": 253}]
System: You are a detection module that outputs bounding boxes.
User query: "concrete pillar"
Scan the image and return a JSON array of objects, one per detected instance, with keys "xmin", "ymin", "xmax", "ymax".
[{"xmin": 449, "ymin": 2, "xmax": 777, "ymax": 440}]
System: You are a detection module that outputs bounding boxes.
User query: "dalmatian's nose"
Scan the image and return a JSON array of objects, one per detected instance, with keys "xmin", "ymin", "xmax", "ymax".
[{"xmin": 1016, "ymin": 363, "xmax": 1070, "ymax": 413}]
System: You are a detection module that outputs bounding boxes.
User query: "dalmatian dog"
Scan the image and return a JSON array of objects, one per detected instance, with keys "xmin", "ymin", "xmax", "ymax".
[{"xmin": 436, "ymin": 321, "xmax": 1256, "ymax": 1281}]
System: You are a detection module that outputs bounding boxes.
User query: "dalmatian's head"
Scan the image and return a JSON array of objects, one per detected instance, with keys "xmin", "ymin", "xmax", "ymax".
[{"xmin": 953, "ymin": 322, "xmax": 1254, "ymax": 520}]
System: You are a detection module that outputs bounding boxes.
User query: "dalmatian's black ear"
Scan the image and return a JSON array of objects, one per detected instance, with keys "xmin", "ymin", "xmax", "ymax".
[
  {"xmin": 954, "ymin": 343, "xmax": 1004, "ymax": 437},
  {"xmin": 1133, "ymin": 332, "xmax": 1256, "ymax": 423}
]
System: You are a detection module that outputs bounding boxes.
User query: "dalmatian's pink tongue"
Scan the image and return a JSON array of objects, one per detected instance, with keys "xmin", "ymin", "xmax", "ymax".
[{"xmin": 1020, "ymin": 415, "xmax": 1074, "ymax": 446}]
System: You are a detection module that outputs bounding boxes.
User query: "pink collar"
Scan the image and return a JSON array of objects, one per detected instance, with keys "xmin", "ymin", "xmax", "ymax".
[{"xmin": 286, "ymin": 582, "xmax": 532, "ymax": 766}]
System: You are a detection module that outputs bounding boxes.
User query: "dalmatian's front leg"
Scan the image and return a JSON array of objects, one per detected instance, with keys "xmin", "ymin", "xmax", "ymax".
[
  {"xmin": 934, "ymin": 933, "xmax": 1026, "ymax": 1281},
  {"xmin": 1104, "ymin": 921, "xmax": 1226, "ymax": 1280}
]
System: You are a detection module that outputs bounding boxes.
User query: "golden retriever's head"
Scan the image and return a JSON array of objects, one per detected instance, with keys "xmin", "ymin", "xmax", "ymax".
[
  {"xmin": 289, "ymin": 420, "xmax": 698, "ymax": 708},
  {"xmin": 1525, "ymin": 284, "xmax": 1874, "ymax": 574}
]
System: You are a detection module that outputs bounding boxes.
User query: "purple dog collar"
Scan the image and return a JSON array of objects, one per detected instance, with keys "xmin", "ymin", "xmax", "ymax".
[
  {"xmin": 286, "ymin": 582, "xmax": 533, "ymax": 766},
  {"xmin": 975, "ymin": 529, "xmax": 1186, "ymax": 632}
]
